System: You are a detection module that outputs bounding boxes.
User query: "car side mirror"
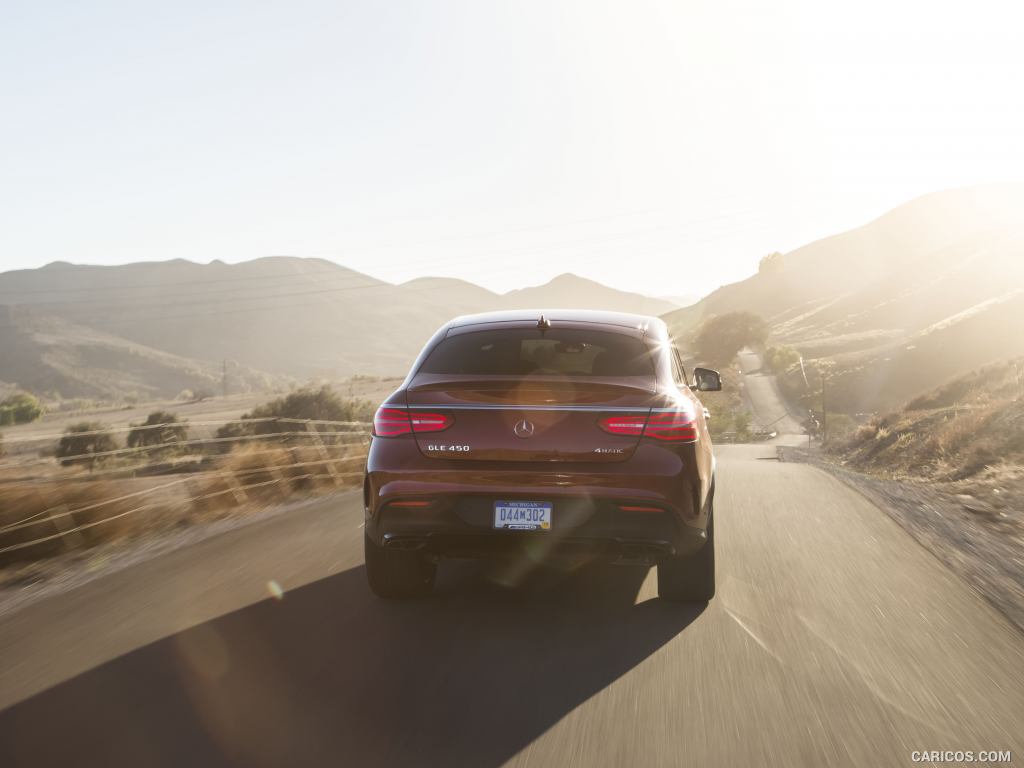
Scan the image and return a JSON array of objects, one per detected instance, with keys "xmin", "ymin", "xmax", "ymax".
[{"xmin": 692, "ymin": 367, "xmax": 722, "ymax": 392}]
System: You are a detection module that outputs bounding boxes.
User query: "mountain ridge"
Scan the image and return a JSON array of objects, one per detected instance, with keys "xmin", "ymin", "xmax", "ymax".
[{"xmin": 0, "ymin": 261, "xmax": 676, "ymax": 399}]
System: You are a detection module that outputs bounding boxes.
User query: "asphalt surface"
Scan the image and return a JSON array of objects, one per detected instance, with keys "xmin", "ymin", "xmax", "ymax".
[
  {"xmin": 736, "ymin": 348, "xmax": 807, "ymax": 435},
  {"xmin": 1, "ymin": 363, "xmax": 1022, "ymax": 767}
]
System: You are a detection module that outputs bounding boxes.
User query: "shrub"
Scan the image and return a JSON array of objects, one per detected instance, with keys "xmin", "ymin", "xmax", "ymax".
[
  {"xmin": 127, "ymin": 411, "xmax": 189, "ymax": 456},
  {"xmin": 248, "ymin": 386, "xmax": 374, "ymax": 423},
  {"xmin": 56, "ymin": 422, "xmax": 118, "ymax": 469},
  {"xmin": 823, "ymin": 412, "xmax": 858, "ymax": 443},
  {"xmin": 854, "ymin": 423, "xmax": 877, "ymax": 443},
  {"xmin": 216, "ymin": 386, "xmax": 374, "ymax": 446},
  {"xmin": 0, "ymin": 393, "xmax": 44, "ymax": 426}
]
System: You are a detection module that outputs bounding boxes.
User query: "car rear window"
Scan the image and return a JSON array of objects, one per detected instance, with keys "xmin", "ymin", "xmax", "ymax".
[{"xmin": 419, "ymin": 328, "xmax": 654, "ymax": 377}]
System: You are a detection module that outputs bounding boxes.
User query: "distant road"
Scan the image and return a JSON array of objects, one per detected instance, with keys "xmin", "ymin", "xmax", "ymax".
[
  {"xmin": 1, "ymin": 363, "xmax": 1022, "ymax": 766},
  {"xmin": 737, "ymin": 348, "xmax": 807, "ymax": 435}
]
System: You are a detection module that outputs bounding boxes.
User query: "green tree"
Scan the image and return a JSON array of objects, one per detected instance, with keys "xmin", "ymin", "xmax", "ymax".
[
  {"xmin": 694, "ymin": 312, "xmax": 769, "ymax": 366},
  {"xmin": 56, "ymin": 422, "xmax": 118, "ymax": 469},
  {"xmin": 0, "ymin": 393, "xmax": 44, "ymax": 426},
  {"xmin": 127, "ymin": 411, "xmax": 189, "ymax": 456},
  {"xmin": 764, "ymin": 345, "xmax": 801, "ymax": 375}
]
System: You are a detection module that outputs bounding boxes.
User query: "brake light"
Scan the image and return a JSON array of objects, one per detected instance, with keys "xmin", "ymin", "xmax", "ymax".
[
  {"xmin": 374, "ymin": 407, "xmax": 413, "ymax": 436},
  {"xmin": 597, "ymin": 409, "xmax": 698, "ymax": 443},
  {"xmin": 372, "ymin": 407, "xmax": 453, "ymax": 437},
  {"xmin": 598, "ymin": 414, "xmax": 647, "ymax": 436},
  {"xmin": 643, "ymin": 411, "xmax": 699, "ymax": 442}
]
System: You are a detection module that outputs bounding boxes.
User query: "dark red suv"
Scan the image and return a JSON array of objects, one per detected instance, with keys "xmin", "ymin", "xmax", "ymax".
[{"xmin": 363, "ymin": 310, "xmax": 721, "ymax": 601}]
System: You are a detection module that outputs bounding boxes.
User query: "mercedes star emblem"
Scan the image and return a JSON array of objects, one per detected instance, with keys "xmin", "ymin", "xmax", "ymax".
[{"xmin": 513, "ymin": 419, "xmax": 535, "ymax": 438}]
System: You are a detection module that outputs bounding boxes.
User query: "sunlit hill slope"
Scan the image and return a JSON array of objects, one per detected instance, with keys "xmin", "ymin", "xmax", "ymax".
[{"xmin": 665, "ymin": 184, "xmax": 1024, "ymax": 412}]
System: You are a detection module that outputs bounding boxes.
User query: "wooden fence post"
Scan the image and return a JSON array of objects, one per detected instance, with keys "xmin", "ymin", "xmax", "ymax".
[
  {"xmin": 305, "ymin": 421, "xmax": 342, "ymax": 486},
  {"xmin": 222, "ymin": 472, "xmax": 249, "ymax": 506},
  {"xmin": 48, "ymin": 504, "xmax": 85, "ymax": 550}
]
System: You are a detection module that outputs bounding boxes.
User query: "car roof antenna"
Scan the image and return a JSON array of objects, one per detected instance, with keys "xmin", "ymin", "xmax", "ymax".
[{"xmin": 537, "ymin": 314, "xmax": 552, "ymax": 333}]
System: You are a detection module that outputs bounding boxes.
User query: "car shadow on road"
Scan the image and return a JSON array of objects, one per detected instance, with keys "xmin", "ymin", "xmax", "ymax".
[{"xmin": 0, "ymin": 561, "xmax": 704, "ymax": 768}]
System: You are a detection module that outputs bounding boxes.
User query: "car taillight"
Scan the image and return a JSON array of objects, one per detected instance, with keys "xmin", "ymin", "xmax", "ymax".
[
  {"xmin": 643, "ymin": 411, "xmax": 699, "ymax": 442},
  {"xmin": 598, "ymin": 414, "xmax": 647, "ymax": 436},
  {"xmin": 373, "ymin": 407, "xmax": 453, "ymax": 437},
  {"xmin": 409, "ymin": 411, "xmax": 453, "ymax": 433},
  {"xmin": 598, "ymin": 410, "xmax": 699, "ymax": 443},
  {"xmin": 373, "ymin": 407, "xmax": 413, "ymax": 436}
]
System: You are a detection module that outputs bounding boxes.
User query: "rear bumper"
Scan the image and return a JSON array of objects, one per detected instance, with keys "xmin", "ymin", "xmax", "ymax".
[
  {"xmin": 364, "ymin": 439, "xmax": 711, "ymax": 561},
  {"xmin": 366, "ymin": 496, "xmax": 707, "ymax": 562}
]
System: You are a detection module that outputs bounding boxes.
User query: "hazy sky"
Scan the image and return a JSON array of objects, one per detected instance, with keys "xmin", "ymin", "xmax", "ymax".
[{"xmin": 2, "ymin": 0, "xmax": 1022, "ymax": 297}]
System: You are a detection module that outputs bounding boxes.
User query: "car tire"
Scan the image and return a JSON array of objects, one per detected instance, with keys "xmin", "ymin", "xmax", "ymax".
[
  {"xmin": 657, "ymin": 504, "xmax": 715, "ymax": 603},
  {"xmin": 364, "ymin": 534, "xmax": 437, "ymax": 599}
]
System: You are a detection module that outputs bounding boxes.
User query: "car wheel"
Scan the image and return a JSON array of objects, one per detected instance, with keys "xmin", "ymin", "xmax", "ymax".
[
  {"xmin": 657, "ymin": 504, "xmax": 715, "ymax": 603},
  {"xmin": 364, "ymin": 534, "xmax": 437, "ymax": 599}
]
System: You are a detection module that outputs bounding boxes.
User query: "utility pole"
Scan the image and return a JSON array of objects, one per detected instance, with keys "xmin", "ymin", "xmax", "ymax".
[
  {"xmin": 820, "ymin": 371, "xmax": 827, "ymax": 445},
  {"xmin": 222, "ymin": 359, "xmax": 228, "ymax": 398}
]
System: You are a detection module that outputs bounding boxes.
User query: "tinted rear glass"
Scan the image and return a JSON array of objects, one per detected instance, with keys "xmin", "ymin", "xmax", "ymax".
[{"xmin": 419, "ymin": 328, "xmax": 654, "ymax": 376}]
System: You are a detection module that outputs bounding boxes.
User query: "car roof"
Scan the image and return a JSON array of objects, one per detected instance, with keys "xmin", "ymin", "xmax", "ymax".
[{"xmin": 446, "ymin": 309, "xmax": 668, "ymax": 338}]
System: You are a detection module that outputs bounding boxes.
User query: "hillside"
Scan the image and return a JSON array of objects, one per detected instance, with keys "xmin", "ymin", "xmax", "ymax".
[
  {"xmin": 666, "ymin": 184, "xmax": 1024, "ymax": 410},
  {"xmin": 0, "ymin": 259, "xmax": 675, "ymax": 398},
  {"xmin": 0, "ymin": 305, "xmax": 276, "ymax": 401},
  {"xmin": 829, "ymin": 358, "xmax": 1024, "ymax": 517}
]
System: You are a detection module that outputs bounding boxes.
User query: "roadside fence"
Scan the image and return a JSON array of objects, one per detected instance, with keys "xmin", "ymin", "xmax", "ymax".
[{"xmin": 0, "ymin": 418, "xmax": 373, "ymax": 560}]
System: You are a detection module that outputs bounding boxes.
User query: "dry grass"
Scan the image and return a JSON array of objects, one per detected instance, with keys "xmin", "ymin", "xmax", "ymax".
[
  {"xmin": 0, "ymin": 440, "xmax": 367, "ymax": 569},
  {"xmin": 189, "ymin": 442, "xmax": 364, "ymax": 517},
  {"xmin": 0, "ymin": 387, "xmax": 374, "ymax": 574},
  {"xmin": 828, "ymin": 358, "xmax": 1024, "ymax": 528},
  {"xmin": 0, "ymin": 478, "xmax": 185, "ymax": 567}
]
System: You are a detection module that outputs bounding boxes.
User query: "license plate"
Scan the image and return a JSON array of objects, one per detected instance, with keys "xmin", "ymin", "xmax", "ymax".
[{"xmin": 493, "ymin": 500, "xmax": 552, "ymax": 531}]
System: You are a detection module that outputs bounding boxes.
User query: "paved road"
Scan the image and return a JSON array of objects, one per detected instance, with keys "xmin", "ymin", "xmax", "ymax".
[
  {"xmin": 1, "ymin": 365, "xmax": 1022, "ymax": 766},
  {"xmin": 736, "ymin": 348, "xmax": 807, "ymax": 435}
]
